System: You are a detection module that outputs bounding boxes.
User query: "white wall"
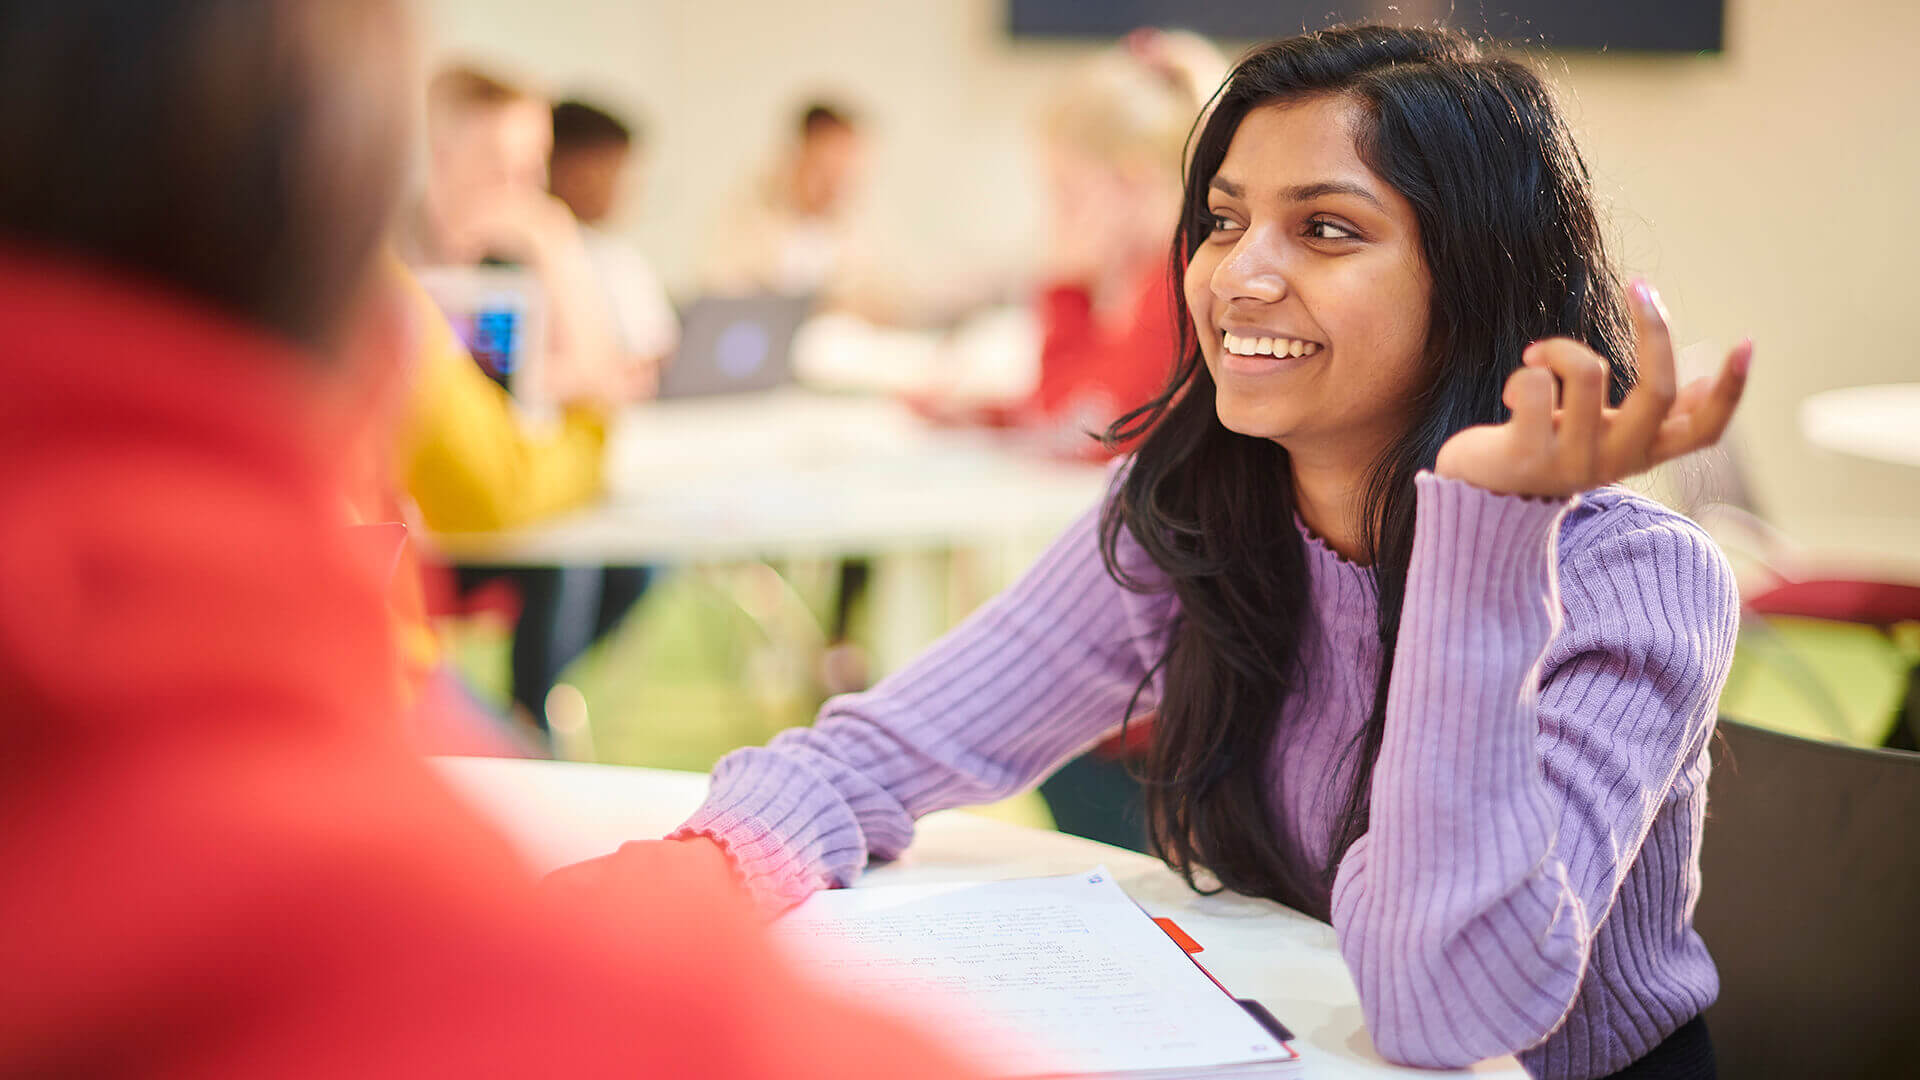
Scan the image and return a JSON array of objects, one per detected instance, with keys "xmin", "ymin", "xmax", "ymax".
[
  {"xmin": 423, "ymin": 0, "xmax": 1920, "ymax": 560},
  {"xmin": 422, "ymin": 0, "xmax": 1074, "ymax": 298}
]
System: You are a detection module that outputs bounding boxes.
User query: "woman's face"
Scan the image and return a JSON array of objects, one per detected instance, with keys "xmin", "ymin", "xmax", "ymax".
[{"xmin": 1184, "ymin": 95, "xmax": 1432, "ymax": 466}]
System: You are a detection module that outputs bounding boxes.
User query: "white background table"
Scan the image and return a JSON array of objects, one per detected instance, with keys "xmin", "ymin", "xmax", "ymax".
[
  {"xmin": 435, "ymin": 757, "xmax": 1523, "ymax": 1079},
  {"xmin": 427, "ymin": 389, "xmax": 1111, "ymax": 670},
  {"xmin": 430, "ymin": 389, "xmax": 1111, "ymax": 565},
  {"xmin": 1799, "ymin": 383, "xmax": 1920, "ymax": 468}
]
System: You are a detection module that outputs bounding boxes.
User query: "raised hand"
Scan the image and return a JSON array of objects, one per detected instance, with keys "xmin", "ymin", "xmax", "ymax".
[{"xmin": 1434, "ymin": 280, "xmax": 1750, "ymax": 499}]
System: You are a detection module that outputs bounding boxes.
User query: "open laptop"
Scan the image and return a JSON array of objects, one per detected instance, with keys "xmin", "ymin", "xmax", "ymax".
[
  {"xmin": 658, "ymin": 293, "xmax": 814, "ymax": 399},
  {"xmin": 414, "ymin": 264, "xmax": 553, "ymax": 417}
]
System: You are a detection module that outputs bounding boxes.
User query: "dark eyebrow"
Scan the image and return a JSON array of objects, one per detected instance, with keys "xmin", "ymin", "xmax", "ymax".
[
  {"xmin": 1282, "ymin": 181, "xmax": 1385, "ymax": 209},
  {"xmin": 1209, "ymin": 175, "xmax": 1244, "ymax": 198},
  {"xmin": 1209, "ymin": 175, "xmax": 1384, "ymax": 210}
]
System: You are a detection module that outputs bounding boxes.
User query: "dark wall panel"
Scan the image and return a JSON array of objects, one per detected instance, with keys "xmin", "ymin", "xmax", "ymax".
[{"xmin": 1008, "ymin": 2, "xmax": 1724, "ymax": 53}]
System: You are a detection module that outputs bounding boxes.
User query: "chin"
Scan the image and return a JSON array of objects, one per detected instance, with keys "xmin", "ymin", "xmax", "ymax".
[{"xmin": 1211, "ymin": 387, "xmax": 1298, "ymax": 443}]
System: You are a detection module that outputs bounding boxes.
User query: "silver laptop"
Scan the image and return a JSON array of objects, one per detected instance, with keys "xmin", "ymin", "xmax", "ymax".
[{"xmin": 658, "ymin": 293, "xmax": 814, "ymax": 399}]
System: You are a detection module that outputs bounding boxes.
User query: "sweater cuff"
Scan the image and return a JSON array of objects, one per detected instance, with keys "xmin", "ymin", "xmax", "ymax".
[
  {"xmin": 667, "ymin": 749, "xmax": 856, "ymax": 913},
  {"xmin": 666, "ymin": 817, "xmax": 820, "ymax": 914}
]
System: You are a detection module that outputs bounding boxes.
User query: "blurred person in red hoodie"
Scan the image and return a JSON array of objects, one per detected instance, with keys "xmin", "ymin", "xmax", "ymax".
[{"xmin": 0, "ymin": 2, "xmax": 978, "ymax": 1077}]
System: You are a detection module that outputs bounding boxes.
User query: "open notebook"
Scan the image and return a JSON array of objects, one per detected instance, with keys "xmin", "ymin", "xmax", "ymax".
[{"xmin": 773, "ymin": 868, "xmax": 1302, "ymax": 1079}]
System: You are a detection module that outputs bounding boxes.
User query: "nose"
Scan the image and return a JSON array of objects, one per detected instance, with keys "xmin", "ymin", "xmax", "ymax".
[{"xmin": 1211, "ymin": 229, "xmax": 1288, "ymax": 305}]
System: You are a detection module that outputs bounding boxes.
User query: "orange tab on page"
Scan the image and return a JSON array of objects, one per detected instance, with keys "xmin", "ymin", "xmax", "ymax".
[{"xmin": 1154, "ymin": 917, "xmax": 1203, "ymax": 954}]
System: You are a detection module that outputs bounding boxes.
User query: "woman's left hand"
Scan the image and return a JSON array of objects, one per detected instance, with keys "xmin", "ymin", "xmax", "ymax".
[{"xmin": 1435, "ymin": 279, "xmax": 1750, "ymax": 498}]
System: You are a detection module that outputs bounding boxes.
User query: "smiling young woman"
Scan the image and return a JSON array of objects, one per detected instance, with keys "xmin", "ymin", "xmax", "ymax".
[{"xmin": 641, "ymin": 24, "xmax": 1747, "ymax": 1080}]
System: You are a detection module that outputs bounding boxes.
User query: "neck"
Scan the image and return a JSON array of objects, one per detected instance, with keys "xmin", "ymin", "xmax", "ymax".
[{"xmin": 1287, "ymin": 448, "xmax": 1372, "ymax": 565}]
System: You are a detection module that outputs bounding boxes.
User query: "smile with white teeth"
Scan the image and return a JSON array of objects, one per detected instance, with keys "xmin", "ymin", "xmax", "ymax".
[{"xmin": 1222, "ymin": 332, "xmax": 1321, "ymax": 359}]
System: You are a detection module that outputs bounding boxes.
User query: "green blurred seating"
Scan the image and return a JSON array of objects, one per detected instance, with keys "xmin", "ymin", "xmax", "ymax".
[
  {"xmin": 445, "ymin": 561, "xmax": 1056, "ymax": 830},
  {"xmin": 1722, "ymin": 615, "xmax": 1918, "ymax": 747}
]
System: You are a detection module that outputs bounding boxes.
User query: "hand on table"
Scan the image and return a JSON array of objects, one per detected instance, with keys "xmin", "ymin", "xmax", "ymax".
[{"xmin": 1435, "ymin": 280, "xmax": 1750, "ymax": 499}]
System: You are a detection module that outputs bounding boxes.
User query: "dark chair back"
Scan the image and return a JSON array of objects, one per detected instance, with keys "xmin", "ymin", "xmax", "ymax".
[{"xmin": 1697, "ymin": 718, "xmax": 1920, "ymax": 1077}]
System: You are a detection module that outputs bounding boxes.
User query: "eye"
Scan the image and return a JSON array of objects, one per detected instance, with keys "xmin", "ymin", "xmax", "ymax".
[
  {"xmin": 1204, "ymin": 211, "xmax": 1244, "ymax": 238},
  {"xmin": 1304, "ymin": 216, "xmax": 1359, "ymax": 241}
]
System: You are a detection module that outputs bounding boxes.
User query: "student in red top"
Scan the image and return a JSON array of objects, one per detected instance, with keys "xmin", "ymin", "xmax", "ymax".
[
  {"xmin": 1012, "ymin": 33, "xmax": 1231, "ymax": 834},
  {"xmin": 0, "ymin": 3, "xmax": 977, "ymax": 1077},
  {"xmin": 1018, "ymin": 30, "xmax": 1227, "ymax": 461}
]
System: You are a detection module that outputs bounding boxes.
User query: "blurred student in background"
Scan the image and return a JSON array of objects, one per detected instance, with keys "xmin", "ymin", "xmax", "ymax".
[
  {"xmin": 702, "ymin": 101, "xmax": 878, "ymax": 306},
  {"xmin": 1029, "ymin": 30, "xmax": 1224, "ymax": 458},
  {"xmin": 0, "ymin": 1, "xmax": 979, "ymax": 1076},
  {"xmin": 407, "ymin": 65, "xmax": 651, "ymax": 730},
  {"xmin": 405, "ymin": 64, "xmax": 639, "ymax": 404},
  {"xmin": 549, "ymin": 98, "xmax": 680, "ymax": 373},
  {"xmin": 924, "ymin": 30, "xmax": 1223, "ymax": 464},
  {"xmin": 1014, "ymin": 30, "xmax": 1225, "ymax": 843},
  {"xmin": 387, "ymin": 259, "xmax": 628, "ymax": 744},
  {"xmin": 391, "ymin": 261, "xmax": 611, "ymax": 537}
]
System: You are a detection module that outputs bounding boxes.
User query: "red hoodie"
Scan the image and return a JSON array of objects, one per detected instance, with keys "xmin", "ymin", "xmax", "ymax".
[{"xmin": 0, "ymin": 253, "xmax": 977, "ymax": 1079}]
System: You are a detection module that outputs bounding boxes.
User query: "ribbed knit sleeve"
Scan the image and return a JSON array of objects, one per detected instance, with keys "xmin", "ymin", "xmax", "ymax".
[
  {"xmin": 1329, "ymin": 472, "xmax": 1738, "ymax": 1072},
  {"xmin": 673, "ymin": 497, "xmax": 1170, "ymax": 909}
]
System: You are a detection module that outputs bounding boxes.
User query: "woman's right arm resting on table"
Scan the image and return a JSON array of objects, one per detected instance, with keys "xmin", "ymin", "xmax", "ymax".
[{"xmin": 671, "ymin": 497, "xmax": 1169, "ymax": 907}]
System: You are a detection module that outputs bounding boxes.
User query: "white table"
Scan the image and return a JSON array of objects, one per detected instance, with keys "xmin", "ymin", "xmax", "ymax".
[
  {"xmin": 430, "ymin": 389, "xmax": 1111, "ymax": 565},
  {"xmin": 428, "ymin": 389, "xmax": 1110, "ymax": 671},
  {"xmin": 1799, "ymin": 383, "xmax": 1920, "ymax": 468},
  {"xmin": 435, "ymin": 757, "xmax": 1523, "ymax": 1079}
]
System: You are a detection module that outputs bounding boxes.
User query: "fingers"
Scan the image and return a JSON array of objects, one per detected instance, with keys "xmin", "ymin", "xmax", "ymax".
[
  {"xmin": 1669, "ymin": 373, "xmax": 1717, "ymax": 417},
  {"xmin": 1503, "ymin": 364, "xmax": 1557, "ymax": 457},
  {"xmin": 1629, "ymin": 280, "xmax": 1678, "ymax": 398},
  {"xmin": 1650, "ymin": 339, "xmax": 1752, "ymax": 462},
  {"xmin": 1603, "ymin": 279, "xmax": 1679, "ymax": 473},
  {"xmin": 1524, "ymin": 338, "xmax": 1608, "ymax": 481}
]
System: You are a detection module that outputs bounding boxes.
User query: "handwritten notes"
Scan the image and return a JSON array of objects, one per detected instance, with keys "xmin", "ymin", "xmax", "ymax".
[{"xmin": 774, "ymin": 869, "xmax": 1299, "ymax": 1077}]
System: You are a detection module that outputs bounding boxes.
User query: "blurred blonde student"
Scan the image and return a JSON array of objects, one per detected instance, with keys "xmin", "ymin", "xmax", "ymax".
[
  {"xmin": 1022, "ymin": 30, "xmax": 1225, "ymax": 460},
  {"xmin": 404, "ymin": 64, "xmax": 646, "ymax": 406},
  {"xmin": 0, "ymin": 3, "xmax": 980, "ymax": 1077}
]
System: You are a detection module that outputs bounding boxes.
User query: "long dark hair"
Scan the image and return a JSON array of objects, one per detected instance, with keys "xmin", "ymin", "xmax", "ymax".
[{"xmin": 1099, "ymin": 25, "xmax": 1636, "ymax": 918}]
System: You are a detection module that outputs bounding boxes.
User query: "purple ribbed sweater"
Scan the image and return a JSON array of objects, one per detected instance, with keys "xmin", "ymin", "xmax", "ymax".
[{"xmin": 675, "ymin": 471, "xmax": 1739, "ymax": 1080}]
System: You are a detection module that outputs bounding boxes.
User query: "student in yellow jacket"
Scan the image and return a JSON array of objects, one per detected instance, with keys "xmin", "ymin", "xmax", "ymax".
[
  {"xmin": 393, "ymin": 269, "xmax": 607, "ymax": 534},
  {"xmin": 388, "ymin": 266, "xmax": 647, "ymax": 732}
]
